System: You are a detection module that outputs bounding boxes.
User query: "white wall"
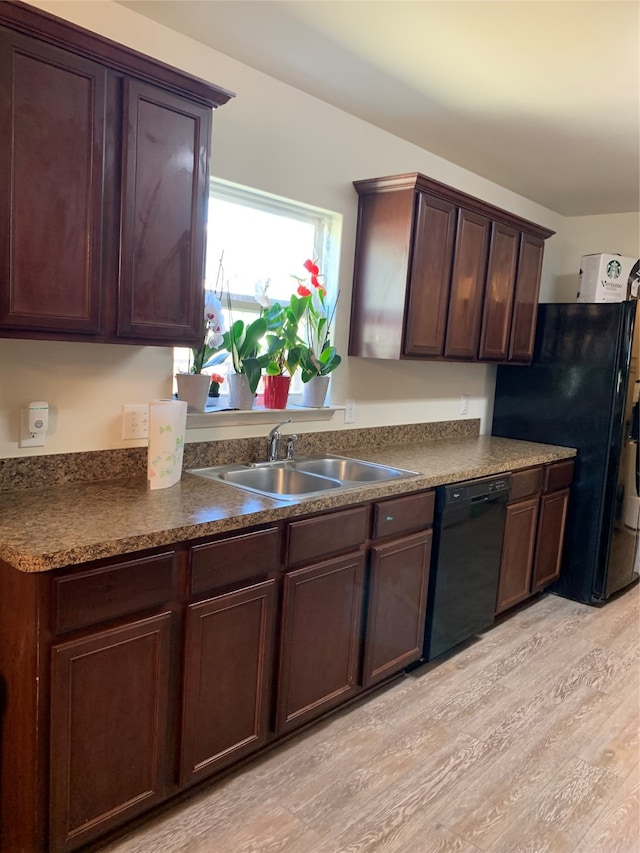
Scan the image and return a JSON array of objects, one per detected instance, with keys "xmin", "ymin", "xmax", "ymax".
[
  {"xmin": 0, "ymin": 0, "xmax": 595, "ymax": 458},
  {"xmin": 542, "ymin": 212, "xmax": 640, "ymax": 302}
]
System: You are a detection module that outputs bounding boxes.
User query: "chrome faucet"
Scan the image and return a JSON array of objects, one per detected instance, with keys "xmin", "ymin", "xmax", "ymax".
[{"xmin": 267, "ymin": 418, "xmax": 291, "ymax": 462}]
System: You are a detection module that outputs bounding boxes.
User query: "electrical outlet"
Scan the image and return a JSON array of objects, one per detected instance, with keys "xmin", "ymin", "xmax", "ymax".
[
  {"xmin": 122, "ymin": 404, "xmax": 149, "ymax": 439},
  {"xmin": 345, "ymin": 398, "xmax": 356, "ymax": 424},
  {"xmin": 460, "ymin": 394, "xmax": 470, "ymax": 416}
]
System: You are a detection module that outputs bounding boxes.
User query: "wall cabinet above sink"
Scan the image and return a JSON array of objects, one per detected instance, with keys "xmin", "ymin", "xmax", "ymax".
[
  {"xmin": 348, "ymin": 172, "xmax": 554, "ymax": 364},
  {"xmin": 0, "ymin": 2, "xmax": 233, "ymax": 347}
]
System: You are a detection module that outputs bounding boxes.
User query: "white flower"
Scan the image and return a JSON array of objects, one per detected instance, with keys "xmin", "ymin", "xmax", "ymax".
[
  {"xmin": 254, "ymin": 279, "xmax": 271, "ymax": 309},
  {"xmin": 204, "ymin": 293, "xmax": 225, "ymax": 348}
]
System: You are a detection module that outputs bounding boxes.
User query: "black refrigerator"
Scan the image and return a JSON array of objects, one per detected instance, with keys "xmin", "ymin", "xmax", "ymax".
[{"xmin": 492, "ymin": 301, "xmax": 640, "ymax": 605}]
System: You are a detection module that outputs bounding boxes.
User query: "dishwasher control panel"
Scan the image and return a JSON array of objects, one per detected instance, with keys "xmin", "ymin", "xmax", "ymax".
[{"xmin": 441, "ymin": 473, "xmax": 512, "ymax": 505}]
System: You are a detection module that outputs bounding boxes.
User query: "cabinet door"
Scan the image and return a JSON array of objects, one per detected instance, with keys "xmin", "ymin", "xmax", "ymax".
[
  {"xmin": 0, "ymin": 29, "xmax": 105, "ymax": 334},
  {"xmin": 478, "ymin": 222, "xmax": 520, "ymax": 361},
  {"xmin": 404, "ymin": 192, "xmax": 456, "ymax": 357},
  {"xmin": 509, "ymin": 233, "xmax": 545, "ymax": 362},
  {"xmin": 118, "ymin": 79, "xmax": 211, "ymax": 344},
  {"xmin": 50, "ymin": 613, "xmax": 171, "ymax": 853},
  {"xmin": 495, "ymin": 496, "xmax": 539, "ymax": 615},
  {"xmin": 276, "ymin": 552, "xmax": 365, "ymax": 734},
  {"xmin": 532, "ymin": 488, "xmax": 570, "ymax": 591},
  {"xmin": 362, "ymin": 530, "xmax": 432, "ymax": 688},
  {"xmin": 180, "ymin": 580, "xmax": 276, "ymax": 786},
  {"xmin": 443, "ymin": 209, "xmax": 490, "ymax": 359}
]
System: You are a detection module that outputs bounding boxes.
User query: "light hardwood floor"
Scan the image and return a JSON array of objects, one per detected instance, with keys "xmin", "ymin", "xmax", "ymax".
[{"xmin": 101, "ymin": 585, "xmax": 640, "ymax": 853}]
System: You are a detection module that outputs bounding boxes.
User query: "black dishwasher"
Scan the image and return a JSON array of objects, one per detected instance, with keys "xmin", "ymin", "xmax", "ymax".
[{"xmin": 422, "ymin": 474, "xmax": 511, "ymax": 661}]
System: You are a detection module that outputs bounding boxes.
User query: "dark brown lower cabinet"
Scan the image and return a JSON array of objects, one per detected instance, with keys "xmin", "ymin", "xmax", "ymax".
[
  {"xmin": 180, "ymin": 580, "xmax": 276, "ymax": 786},
  {"xmin": 0, "ymin": 486, "xmax": 453, "ymax": 853},
  {"xmin": 362, "ymin": 530, "xmax": 432, "ymax": 687},
  {"xmin": 276, "ymin": 552, "xmax": 366, "ymax": 734},
  {"xmin": 49, "ymin": 613, "xmax": 172, "ymax": 853},
  {"xmin": 532, "ymin": 488, "xmax": 570, "ymax": 590},
  {"xmin": 496, "ymin": 496, "xmax": 539, "ymax": 615},
  {"xmin": 496, "ymin": 461, "xmax": 573, "ymax": 616}
]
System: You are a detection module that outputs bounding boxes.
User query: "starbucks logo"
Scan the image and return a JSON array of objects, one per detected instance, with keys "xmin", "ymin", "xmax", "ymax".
[{"xmin": 607, "ymin": 259, "xmax": 622, "ymax": 279}]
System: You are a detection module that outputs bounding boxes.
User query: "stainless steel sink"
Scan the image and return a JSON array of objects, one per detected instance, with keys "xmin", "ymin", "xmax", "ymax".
[
  {"xmin": 291, "ymin": 456, "xmax": 413, "ymax": 483},
  {"xmin": 188, "ymin": 455, "xmax": 419, "ymax": 501},
  {"xmin": 218, "ymin": 464, "xmax": 342, "ymax": 499}
]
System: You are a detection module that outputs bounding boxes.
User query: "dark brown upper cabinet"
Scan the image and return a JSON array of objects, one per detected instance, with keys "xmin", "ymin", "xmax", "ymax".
[
  {"xmin": 509, "ymin": 233, "xmax": 546, "ymax": 362},
  {"xmin": 443, "ymin": 208, "xmax": 490, "ymax": 359},
  {"xmin": 0, "ymin": 29, "xmax": 106, "ymax": 335},
  {"xmin": 478, "ymin": 222, "xmax": 520, "ymax": 361},
  {"xmin": 349, "ymin": 173, "xmax": 554, "ymax": 365},
  {"xmin": 118, "ymin": 80, "xmax": 211, "ymax": 343},
  {"xmin": 0, "ymin": 2, "xmax": 233, "ymax": 347},
  {"xmin": 404, "ymin": 192, "xmax": 457, "ymax": 357}
]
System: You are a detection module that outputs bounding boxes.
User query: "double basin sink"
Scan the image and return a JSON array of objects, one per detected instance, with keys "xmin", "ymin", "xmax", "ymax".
[{"xmin": 188, "ymin": 454, "xmax": 419, "ymax": 501}]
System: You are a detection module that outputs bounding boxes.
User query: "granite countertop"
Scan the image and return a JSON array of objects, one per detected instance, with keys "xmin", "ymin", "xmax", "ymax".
[{"xmin": 0, "ymin": 433, "xmax": 575, "ymax": 573}]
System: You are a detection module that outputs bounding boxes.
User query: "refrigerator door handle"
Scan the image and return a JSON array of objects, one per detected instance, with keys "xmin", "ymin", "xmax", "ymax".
[{"xmin": 631, "ymin": 401, "xmax": 640, "ymax": 495}]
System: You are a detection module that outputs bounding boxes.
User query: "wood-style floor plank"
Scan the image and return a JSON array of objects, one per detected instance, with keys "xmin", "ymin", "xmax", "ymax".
[
  {"xmin": 485, "ymin": 756, "xmax": 619, "ymax": 853},
  {"xmin": 100, "ymin": 585, "xmax": 640, "ymax": 853},
  {"xmin": 575, "ymin": 764, "xmax": 640, "ymax": 852}
]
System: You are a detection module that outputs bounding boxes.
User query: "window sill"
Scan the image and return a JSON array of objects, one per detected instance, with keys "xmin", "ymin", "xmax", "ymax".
[{"xmin": 185, "ymin": 395, "xmax": 341, "ymax": 429}]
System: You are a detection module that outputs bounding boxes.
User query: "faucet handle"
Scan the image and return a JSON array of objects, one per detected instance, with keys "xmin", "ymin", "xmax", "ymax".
[{"xmin": 286, "ymin": 434, "xmax": 298, "ymax": 460}]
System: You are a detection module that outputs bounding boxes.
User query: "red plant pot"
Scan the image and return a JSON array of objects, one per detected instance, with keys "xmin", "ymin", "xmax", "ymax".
[{"xmin": 263, "ymin": 374, "xmax": 291, "ymax": 409}]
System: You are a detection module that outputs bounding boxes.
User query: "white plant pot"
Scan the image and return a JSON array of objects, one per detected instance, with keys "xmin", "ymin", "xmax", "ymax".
[
  {"xmin": 301, "ymin": 375, "xmax": 330, "ymax": 408},
  {"xmin": 175, "ymin": 373, "xmax": 210, "ymax": 412},
  {"xmin": 227, "ymin": 373, "xmax": 255, "ymax": 410}
]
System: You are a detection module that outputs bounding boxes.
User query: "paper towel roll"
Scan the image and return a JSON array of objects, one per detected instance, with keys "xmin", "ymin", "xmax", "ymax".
[{"xmin": 147, "ymin": 399, "xmax": 188, "ymax": 490}]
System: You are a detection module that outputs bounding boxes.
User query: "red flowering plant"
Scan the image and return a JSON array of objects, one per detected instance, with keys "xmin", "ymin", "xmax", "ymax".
[{"xmin": 292, "ymin": 259, "xmax": 341, "ymax": 383}]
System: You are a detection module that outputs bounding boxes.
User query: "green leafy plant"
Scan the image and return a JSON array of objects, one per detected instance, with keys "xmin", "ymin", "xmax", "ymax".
[
  {"xmin": 222, "ymin": 313, "xmax": 267, "ymax": 395},
  {"xmin": 259, "ymin": 295, "xmax": 306, "ymax": 377}
]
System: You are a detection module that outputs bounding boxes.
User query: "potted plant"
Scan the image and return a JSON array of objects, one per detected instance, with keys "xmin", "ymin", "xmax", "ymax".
[
  {"xmin": 222, "ymin": 314, "xmax": 268, "ymax": 409},
  {"xmin": 207, "ymin": 372, "xmax": 225, "ymax": 406},
  {"xmin": 293, "ymin": 259, "xmax": 341, "ymax": 407},
  {"xmin": 259, "ymin": 296, "xmax": 306, "ymax": 408},
  {"xmin": 175, "ymin": 293, "xmax": 227, "ymax": 411}
]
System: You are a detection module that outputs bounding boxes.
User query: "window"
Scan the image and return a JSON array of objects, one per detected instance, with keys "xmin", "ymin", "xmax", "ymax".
[{"xmin": 174, "ymin": 179, "xmax": 340, "ymax": 401}]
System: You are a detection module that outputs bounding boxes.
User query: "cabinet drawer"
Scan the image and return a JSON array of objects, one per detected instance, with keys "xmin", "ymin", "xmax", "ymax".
[
  {"xmin": 54, "ymin": 552, "xmax": 176, "ymax": 635},
  {"xmin": 191, "ymin": 527, "xmax": 280, "ymax": 596},
  {"xmin": 286, "ymin": 506, "xmax": 369, "ymax": 567},
  {"xmin": 509, "ymin": 467, "xmax": 543, "ymax": 502},
  {"xmin": 544, "ymin": 460, "xmax": 575, "ymax": 493},
  {"xmin": 372, "ymin": 491, "xmax": 434, "ymax": 540}
]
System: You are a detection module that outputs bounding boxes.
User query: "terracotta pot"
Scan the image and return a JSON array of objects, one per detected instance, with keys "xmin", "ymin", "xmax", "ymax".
[
  {"xmin": 301, "ymin": 375, "xmax": 330, "ymax": 408},
  {"xmin": 175, "ymin": 373, "xmax": 210, "ymax": 412},
  {"xmin": 227, "ymin": 373, "xmax": 255, "ymax": 410},
  {"xmin": 263, "ymin": 374, "xmax": 291, "ymax": 409}
]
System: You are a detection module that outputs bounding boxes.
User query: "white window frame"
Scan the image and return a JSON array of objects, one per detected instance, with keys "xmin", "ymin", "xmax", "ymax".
[
  {"xmin": 208, "ymin": 179, "xmax": 337, "ymax": 310},
  {"xmin": 176, "ymin": 178, "xmax": 342, "ymax": 426}
]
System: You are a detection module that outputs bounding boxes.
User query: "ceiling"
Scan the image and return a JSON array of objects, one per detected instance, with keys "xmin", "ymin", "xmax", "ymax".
[{"xmin": 118, "ymin": 0, "xmax": 640, "ymax": 217}]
